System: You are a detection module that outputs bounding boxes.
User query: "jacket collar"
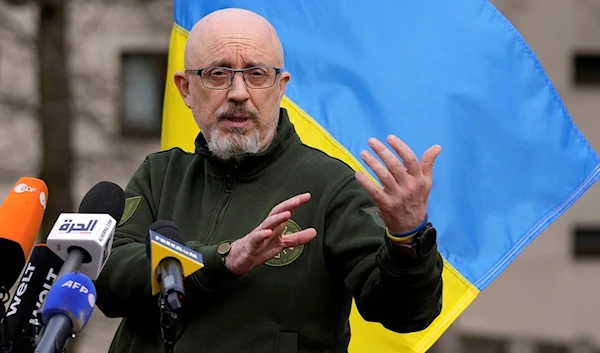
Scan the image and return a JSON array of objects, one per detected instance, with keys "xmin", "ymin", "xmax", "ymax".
[{"xmin": 194, "ymin": 108, "xmax": 300, "ymax": 177}]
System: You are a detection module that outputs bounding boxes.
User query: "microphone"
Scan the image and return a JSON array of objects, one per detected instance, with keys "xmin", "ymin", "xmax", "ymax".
[
  {"xmin": 145, "ymin": 220, "xmax": 204, "ymax": 312},
  {"xmin": 4, "ymin": 244, "xmax": 64, "ymax": 353},
  {"xmin": 0, "ymin": 177, "xmax": 48, "ymax": 290},
  {"xmin": 145, "ymin": 220, "xmax": 203, "ymax": 353},
  {"xmin": 34, "ymin": 272, "xmax": 96, "ymax": 353},
  {"xmin": 46, "ymin": 181, "xmax": 125, "ymax": 280}
]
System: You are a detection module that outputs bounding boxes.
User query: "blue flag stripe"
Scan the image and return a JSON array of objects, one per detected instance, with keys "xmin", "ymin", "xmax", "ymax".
[
  {"xmin": 476, "ymin": 165, "xmax": 600, "ymax": 289},
  {"xmin": 174, "ymin": 0, "xmax": 600, "ymax": 290}
]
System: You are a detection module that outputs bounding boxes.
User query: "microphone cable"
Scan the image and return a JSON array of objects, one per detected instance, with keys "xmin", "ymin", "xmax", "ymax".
[
  {"xmin": 1, "ymin": 285, "xmax": 12, "ymax": 353},
  {"xmin": 158, "ymin": 295, "xmax": 189, "ymax": 353}
]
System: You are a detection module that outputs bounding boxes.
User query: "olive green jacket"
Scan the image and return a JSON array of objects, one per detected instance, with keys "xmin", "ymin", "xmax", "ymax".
[{"xmin": 95, "ymin": 108, "xmax": 443, "ymax": 353}]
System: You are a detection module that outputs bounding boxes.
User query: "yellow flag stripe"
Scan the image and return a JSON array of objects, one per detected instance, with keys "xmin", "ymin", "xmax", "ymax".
[{"xmin": 161, "ymin": 24, "xmax": 198, "ymax": 152}]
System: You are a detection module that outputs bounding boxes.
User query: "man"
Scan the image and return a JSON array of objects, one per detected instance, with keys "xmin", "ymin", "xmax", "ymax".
[{"xmin": 96, "ymin": 7, "xmax": 443, "ymax": 353}]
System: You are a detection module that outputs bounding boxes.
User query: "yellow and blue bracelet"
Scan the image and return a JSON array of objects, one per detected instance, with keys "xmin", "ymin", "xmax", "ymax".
[{"xmin": 386, "ymin": 214, "xmax": 428, "ymax": 242}]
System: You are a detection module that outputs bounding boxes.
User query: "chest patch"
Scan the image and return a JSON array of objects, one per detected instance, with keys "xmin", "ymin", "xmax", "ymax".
[
  {"xmin": 118, "ymin": 195, "xmax": 143, "ymax": 226},
  {"xmin": 265, "ymin": 219, "xmax": 304, "ymax": 267}
]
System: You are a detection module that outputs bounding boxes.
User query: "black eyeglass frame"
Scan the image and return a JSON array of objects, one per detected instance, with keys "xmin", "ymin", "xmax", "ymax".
[{"xmin": 184, "ymin": 66, "xmax": 283, "ymax": 90}]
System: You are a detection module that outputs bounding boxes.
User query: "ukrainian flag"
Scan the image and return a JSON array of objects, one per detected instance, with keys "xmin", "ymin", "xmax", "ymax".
[{"xmin": 161, "ymin": 1, "xmax": 600, "ymax": 352}]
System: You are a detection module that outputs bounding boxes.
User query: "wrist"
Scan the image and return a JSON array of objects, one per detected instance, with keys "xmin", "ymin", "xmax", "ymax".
[
  {"xmin": 386, "ymin": 221, "xmax": 437, "ymax": 260},
  {"xmin": 386, "ymin": 228, "xmax": 417, "ymax": 243},
  {"xmin": 386, "ymin": 213, "xmax": 428, "ymax": 243},
  {"xmin": 185, "ymin": 241, "xmax": 240, "ymax": 292},
  {"xmin": 223, "ymin": 240, "xmax": 250, "ymax": 275}
]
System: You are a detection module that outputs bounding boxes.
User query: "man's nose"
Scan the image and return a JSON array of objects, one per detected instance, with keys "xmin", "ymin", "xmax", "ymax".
[{"xmin": 227, "ymin": 72, "xmax": 250, "ymax": 102}]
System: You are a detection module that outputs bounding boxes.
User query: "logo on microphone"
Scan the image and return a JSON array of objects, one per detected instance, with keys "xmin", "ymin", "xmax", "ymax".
[
  {"xmin": 57, "ymin": 219, "xmax": 99, "ymax": 234},
  {"xmin": 40, "ymin": 192, "xmax": 47, "ymax": 209},
  {"xmin": 14, "ymin": 183, "xmax": 37, "ymax": 193},
  {"xmin": 62, "ymin": 280, "xmax": 88, "ymax": 291},
  {"xmin": 149, "ymin": 230, "xmax": 204, "ymax": 296},
  {"xmin": 152, "ymin": 233, "xmax": 200, "ymax": 261},
  {"xmin": 88, "ymin": 293, "xmax": 96, "ymax": 308}
]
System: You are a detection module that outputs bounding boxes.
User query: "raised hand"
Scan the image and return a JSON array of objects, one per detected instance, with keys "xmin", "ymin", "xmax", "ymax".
[
  {"xmin": 355, "ymin": 135, "xmax": 441, "ymax": 235},
  {"xmin": 225, "ymin": 193, "xmax": 317, "ymax": 275}
]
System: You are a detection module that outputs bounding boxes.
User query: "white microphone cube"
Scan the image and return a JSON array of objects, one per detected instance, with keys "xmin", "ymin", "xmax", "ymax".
[{"xmin": 47, "ymin": 213, "xmax": 116, "ymax": 280}]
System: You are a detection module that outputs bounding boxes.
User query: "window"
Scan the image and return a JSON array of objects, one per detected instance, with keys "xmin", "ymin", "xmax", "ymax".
[
  {"xmin": 573, "ymin": 52, "xmax": 600, "ymax": 86},
  {"xmin": 573, "ymin": 225, "xmax": 600, "ymax": 258},
  {"xmin": 120, "ymin": 51, "xmax": 168, "ymax": 137}
]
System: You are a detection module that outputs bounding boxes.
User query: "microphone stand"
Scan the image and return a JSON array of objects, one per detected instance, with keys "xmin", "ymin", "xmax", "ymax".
[
  {"xmin": 22, "ymin": 313, "xmax": 43, "ymax": 352},
  {"xmin": 33, "ymin": 249, "xmax": 85, "ymax": 353},
  {"xmin": 158, "ymin": 292, "xmax": 186, "ymax": 353},
  {"xmin": 0, "ymin": 286, "xmax": 11, "ymax": 353}
]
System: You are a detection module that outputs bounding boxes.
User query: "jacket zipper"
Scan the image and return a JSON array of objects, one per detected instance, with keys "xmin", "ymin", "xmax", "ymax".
[{"xmin": 205, "ymin": 173, "xmax": 234, "ymax": 244}]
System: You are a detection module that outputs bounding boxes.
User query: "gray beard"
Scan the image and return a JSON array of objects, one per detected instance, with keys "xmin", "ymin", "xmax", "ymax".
[{"xmin": 206, "ymin": 127, "xmax": 261, "ymax": 161}]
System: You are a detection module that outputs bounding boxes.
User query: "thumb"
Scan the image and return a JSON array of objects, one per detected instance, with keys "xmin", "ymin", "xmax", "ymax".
[{"xmin": 421, "ymin": 145, "xmax": 442, "ymax": 176}]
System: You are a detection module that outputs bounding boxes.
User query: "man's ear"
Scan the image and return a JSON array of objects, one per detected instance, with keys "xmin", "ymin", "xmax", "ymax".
[
  {"xmin": 174, "ymin": 72, "xmax": 192, "ymax": 108},
  {"xmin": 277, "ymin": 72, "xmax": 291, "ymax": 101}
]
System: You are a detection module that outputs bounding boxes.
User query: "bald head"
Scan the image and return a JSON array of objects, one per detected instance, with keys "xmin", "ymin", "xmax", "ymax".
[
  {"xmin": 174, "ymin": 8, "xmax": 291, "ymax": 161},
  {"xmin": 184, "ymin": 8, "xmax": 284, "ymax": 69}
]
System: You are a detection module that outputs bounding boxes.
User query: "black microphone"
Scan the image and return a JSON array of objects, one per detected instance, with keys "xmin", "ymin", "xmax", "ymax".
[
  {"xmin": 145, "ymin": 220, "xmax": 203, "ymax": 353},
  {"xmin": 145, "ymin": 221, "xmax": 188, "ymax": 313},
  {"xmin": 46, "ymin": 181, "xmax": 125, "ymax": 280},
  {"xmin": 4, "ymin": 244, "xmax": 63, "ymax": 353},
  {"xmin": 34, "ymin": 181, "xmax": 125, "ymax": 353}
]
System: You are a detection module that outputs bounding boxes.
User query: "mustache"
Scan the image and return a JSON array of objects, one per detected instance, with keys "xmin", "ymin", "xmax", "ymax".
[{"xmin": 216, "ymin": 105, "xmax": 259, "ymax": 120}]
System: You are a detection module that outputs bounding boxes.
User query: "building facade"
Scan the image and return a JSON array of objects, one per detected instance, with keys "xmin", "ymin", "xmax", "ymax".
[{"xmin": 0, "ymin": 1, "xmax": 172, "ymax": 351}]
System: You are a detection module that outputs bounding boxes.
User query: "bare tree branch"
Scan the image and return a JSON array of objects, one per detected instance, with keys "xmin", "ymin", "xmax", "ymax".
[
  {"xmin": 0, "ymin": 6, "xmax": 35, "ymax": 47},
  {"xmin": 0, "ymin": 0, "xmax": 167, "ymax": 204},
  {"xmin": 0, "ymin": 86, "xmax": 115, "ymax": 137},
  {"xmin": 0, "ymin": 94, "xmax": 36, "ymax": 114},
  {"xmin": 69, "ymin": 0, "xmax": 121, "ymax": 47},
  {"xmin": 139, "ymin": 0, "xmax": 173, "ymax": 29},
  {"xmin": 3, "ymin": 0, "xmax": 27, "ymax": 6}
]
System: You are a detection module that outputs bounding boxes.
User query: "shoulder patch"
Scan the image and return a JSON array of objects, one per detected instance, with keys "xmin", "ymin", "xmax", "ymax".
[
  {"xmin": 362, "ymin": 206, "xmax": 386, "ymax": 229},
  {"xmin": 265, "ymin": 219, "xmax": 305, "ymax": 267},
  {"xmin": 118, "ymin": 195, "xmax": 143, "ymax": 226}
]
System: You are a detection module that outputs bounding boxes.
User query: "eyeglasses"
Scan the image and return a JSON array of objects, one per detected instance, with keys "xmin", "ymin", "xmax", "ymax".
[{"xmin": 185, "ymin": 66, "xmax": 282, "ymax": 90}]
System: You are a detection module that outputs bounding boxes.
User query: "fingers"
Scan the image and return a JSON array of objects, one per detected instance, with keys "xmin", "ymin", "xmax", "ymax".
[
  {"xmin": 247, "ymin": 228, "xmax": 273, "ymax": 249},
  {"xmin": 281, "ymin": 228, "xmax": 317, "ymax": 247},
  {"xmin": 367, "ymin": 138, "xmax": 415, "ymax": 180},
  {"xmin": 269, "ymin": 193, "xmax": 311, "ymax": 216},
  {"xmin": 359, "ymin": 149, "xmax": 399, "ymax": 190},
  {"xmin": 259, "ymin": 211, "xmax": 291, "ymax": 231},
  {"xmin": 355, "ymin": 171, "xmax": 386, "ymax": 204},
  {"xmin": 386, "ymin": 135, "xmax": 421, "ymax": 177},
  {"xmin": 421, "ymin": 144, "xmax": 442, "ymax": 177},
  {"xmin": 360, "ymin": 137, "xmax": 422, "ymax": 190},
  {"xmin": 246, "ymin": 226, "xmax": 317, "ymax": 260},
  {"xmin": 363, "ymin": 136, "xmax": 441, "ymax": 182},
  {"xmin": 271, "ymin": 220, "xmax": 289, "ymax": 242},
  {"xmin": 248, "ymin": 212, "xmax": 290, "ymax": 249}
]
